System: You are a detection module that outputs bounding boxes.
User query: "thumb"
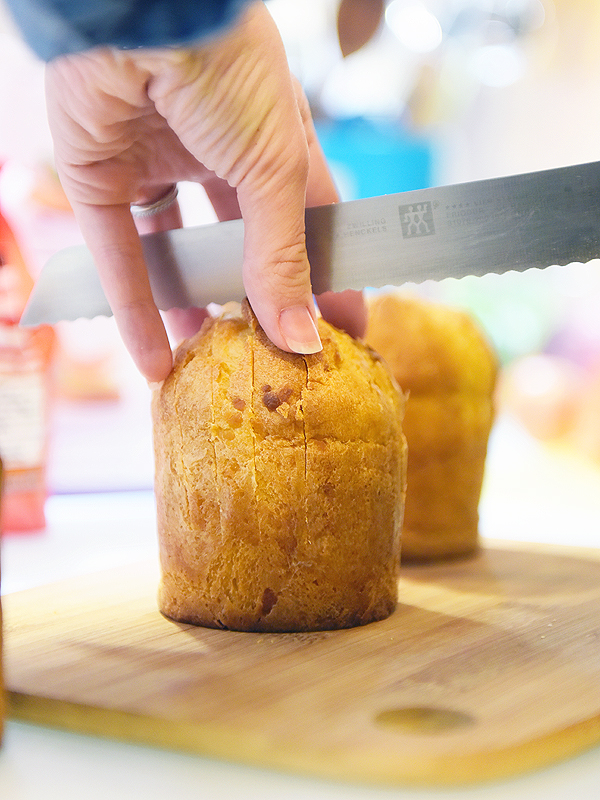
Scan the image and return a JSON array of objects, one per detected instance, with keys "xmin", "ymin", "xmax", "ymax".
[
  {"xmin": 209, "ymin": 2, "xmax": 323, "ymax": 355},
  {"xmin": 237, "ymin": 172, "xmax": 323, "ymax": 355}
]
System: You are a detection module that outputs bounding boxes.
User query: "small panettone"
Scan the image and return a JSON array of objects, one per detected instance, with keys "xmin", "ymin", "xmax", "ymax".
[
  {"xmin": 152, "ymin": 301, "xmax": 407, "ymax": 632},
  {"xmin": 366, "ymin": 292, "xmax": 498, "ymax": 561}
]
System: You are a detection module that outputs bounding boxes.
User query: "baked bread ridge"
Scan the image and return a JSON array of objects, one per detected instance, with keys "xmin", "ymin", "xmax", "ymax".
[
  {"xmin": 152, "ymin": 301, "xmax": 407, "ymax": 632},
  {"xmin": 365, "ymin": 292, "xmax": 498, "ymax": 562}
]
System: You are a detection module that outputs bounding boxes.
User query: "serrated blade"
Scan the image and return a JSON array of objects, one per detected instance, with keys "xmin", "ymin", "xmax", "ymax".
[{"xmin": 21, "ymin": 160, "xmax": 600, "ymax": 326}]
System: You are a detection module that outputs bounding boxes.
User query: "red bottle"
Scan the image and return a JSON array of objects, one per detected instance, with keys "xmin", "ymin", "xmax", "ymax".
[{"xmin": 0, "ymin": 203, "xmax": 55, "ymax": 532}]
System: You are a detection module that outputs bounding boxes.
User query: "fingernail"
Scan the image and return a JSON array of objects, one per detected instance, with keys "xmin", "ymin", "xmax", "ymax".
[{"xmin": 279, "ymin": 305, "xmax": 322, "ymax": 354}]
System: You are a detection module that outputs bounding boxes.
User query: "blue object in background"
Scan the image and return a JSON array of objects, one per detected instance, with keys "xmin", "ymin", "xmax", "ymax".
[{"xmin": 315, "ymin": 117, "xmax": 433, "ymax": 201}]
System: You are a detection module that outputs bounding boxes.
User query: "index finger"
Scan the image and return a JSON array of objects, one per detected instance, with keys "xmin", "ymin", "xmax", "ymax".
[{"xmin": 70, "ymin": 200, "xmax": 173, "ymax": 382}]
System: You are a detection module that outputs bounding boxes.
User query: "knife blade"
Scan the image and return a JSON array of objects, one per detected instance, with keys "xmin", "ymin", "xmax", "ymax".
[{"xmin": 20, "ymin": 160, "xmax": 600, "ymax": 325}]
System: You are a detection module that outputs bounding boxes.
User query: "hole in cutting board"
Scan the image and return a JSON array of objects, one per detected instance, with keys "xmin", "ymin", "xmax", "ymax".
[{"xmin": 374, "ymin": 706, "xmax": 475, "ymax": 734}]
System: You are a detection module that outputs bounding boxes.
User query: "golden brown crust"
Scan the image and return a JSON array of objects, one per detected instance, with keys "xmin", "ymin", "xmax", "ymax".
[
  {"xmin": 366, "ymin": 292, "xmax": 498, "ymax": 562},
  {"xmin": 153, "ymin": 301, "xmax": 407, "ymax": 631}
]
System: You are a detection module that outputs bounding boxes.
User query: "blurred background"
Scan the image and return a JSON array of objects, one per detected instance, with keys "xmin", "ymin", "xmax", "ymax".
[{"xmin": 0, "ymin": 0, "xmax": 599, "ymax": 545}]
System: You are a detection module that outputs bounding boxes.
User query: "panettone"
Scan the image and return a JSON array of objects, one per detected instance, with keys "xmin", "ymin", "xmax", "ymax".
[
  {"xmin": 366, "ymin": 292, "xmax": 498, "ymax": 561},
  {"xmin": 152, "ymin": 301, "xmax": 407, "ymax": 631}
]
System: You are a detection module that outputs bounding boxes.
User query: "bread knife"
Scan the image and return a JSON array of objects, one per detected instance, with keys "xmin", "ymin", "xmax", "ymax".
[{"xmin": 20, "ymin": 160, "xmax": 600, "ymax": 325}]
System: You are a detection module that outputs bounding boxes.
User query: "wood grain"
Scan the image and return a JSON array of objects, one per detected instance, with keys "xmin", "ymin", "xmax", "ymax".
[{"xmin": 3, "ymin": 541, "xmax": 600, "ymax": 787}]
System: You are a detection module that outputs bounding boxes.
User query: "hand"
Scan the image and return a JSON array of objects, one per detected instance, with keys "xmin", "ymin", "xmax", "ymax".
[{"xmin": 44, "ymin": 1, "xmax": 364, "ymax": 382}]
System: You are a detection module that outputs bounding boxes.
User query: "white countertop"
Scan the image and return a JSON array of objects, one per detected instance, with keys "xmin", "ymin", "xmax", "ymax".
[
  {"xmin": 1, "ymin": 414, "xmax": 600, "ymax": 799},
  {"xmin": 2, "ymin": 716, "xmax": 600, "ymax": 800}
]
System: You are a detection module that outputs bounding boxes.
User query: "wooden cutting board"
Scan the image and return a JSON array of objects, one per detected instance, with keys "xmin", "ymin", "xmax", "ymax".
[{"xmin": 3, "ymin": 540, "xmax": 600, "ymax": 787}]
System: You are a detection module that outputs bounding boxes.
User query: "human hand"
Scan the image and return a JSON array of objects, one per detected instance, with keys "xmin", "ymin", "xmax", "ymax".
[{"xmin": 44, "ymin": 1, "xmax": 364, "ymax": 382}]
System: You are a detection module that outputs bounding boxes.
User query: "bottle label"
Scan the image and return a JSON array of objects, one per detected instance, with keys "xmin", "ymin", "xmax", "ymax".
[{"xmin": 0, "ymin": 369, "xmax": 46, "ymax": 468}]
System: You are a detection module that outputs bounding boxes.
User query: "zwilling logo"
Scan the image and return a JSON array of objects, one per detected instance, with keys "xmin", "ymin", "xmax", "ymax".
[{"xmin": 399, "ymin": 202, "xmax": 435, "ymax": 238}]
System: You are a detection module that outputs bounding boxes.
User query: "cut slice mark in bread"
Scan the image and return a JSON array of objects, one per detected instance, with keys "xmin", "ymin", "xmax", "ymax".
[
  {"xmin": 208, "ymin": 318, "xmax": 221, "ymax": 542},
  {"xmin": 300, "ymin": 355, "xmax": 309, "ymax": 548}
]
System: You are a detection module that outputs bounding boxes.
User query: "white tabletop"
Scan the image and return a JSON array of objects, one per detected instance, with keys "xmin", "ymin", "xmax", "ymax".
[{"xmin": 1, "ymin": 414, "xmax": 600, "ymax": 799}]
